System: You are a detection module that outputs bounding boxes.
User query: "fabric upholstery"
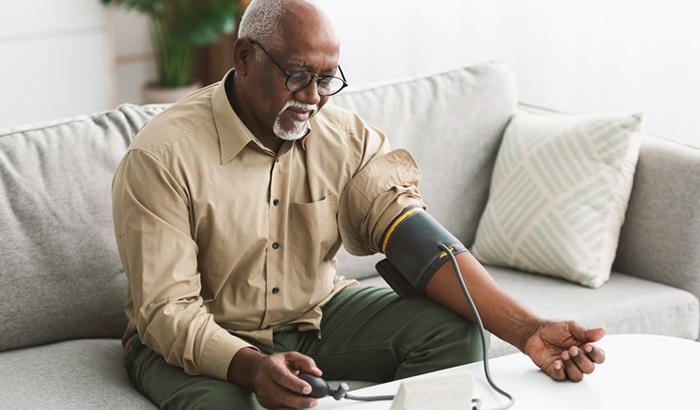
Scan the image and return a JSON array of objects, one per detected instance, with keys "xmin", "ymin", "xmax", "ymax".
[
  {"xmin": 471, "ymin": 112, "xmax": 642, "ymax": 288},
  {"xmin": 613, "ymin": 134, "xmax": 700, "ymax": 302},
  {"xmin": 0, "ymin": 339, "xmax": 157, "ymax": 409},
  {"xmin": 0, "ymin": 104, "xmax": 165, "ymax": 351},
  {"xmin": 486, "ymin": 265, "xmax": 700, "ymax": 356},
  {"xmin": 331, "ymin": 61, "xmax": 519, "ymax": 280}
]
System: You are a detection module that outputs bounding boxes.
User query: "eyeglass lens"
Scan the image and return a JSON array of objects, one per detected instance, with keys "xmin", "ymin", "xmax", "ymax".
[{"xmin": 287, "ymin": 72, "xmax": 345, "ymax": 96}]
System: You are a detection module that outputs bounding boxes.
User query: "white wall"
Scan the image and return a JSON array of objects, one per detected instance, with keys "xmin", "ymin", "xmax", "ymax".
[
  {"xmin": 0, "ymin": 0, "xmax": 110, "ymax": 129},
  {"xmin": 317, "ymin": 0, "xmax": 700, "ymax": 148},
  {"xmin": 2, "ymin": 1, "xmax": 698, "ymax": 149},
  {"xmin": 109, "ymin": 8, "xmax": 156, "ymax": 107}
]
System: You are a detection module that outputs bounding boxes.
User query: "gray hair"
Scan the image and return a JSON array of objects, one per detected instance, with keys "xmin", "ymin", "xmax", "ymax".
[{"xmin": 238, "ymin": 0, "xmax": 322, "ymax": 62}]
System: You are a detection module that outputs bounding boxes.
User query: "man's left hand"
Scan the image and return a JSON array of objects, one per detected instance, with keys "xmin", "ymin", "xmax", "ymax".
[{"xmin": 524, "ymin": 320, "xmax": 606, "ymax": 382}]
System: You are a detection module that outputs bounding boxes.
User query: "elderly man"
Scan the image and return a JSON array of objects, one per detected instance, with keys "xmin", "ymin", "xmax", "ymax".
[{"xmin": 112, "ymin": 0, "xmax": 606, "ymax": 409}]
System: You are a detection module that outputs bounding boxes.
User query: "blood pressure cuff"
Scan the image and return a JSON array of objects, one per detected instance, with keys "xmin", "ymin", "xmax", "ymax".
[{"xmin": 376, "ymin": 205, "xmax": 467, "ymax": 298}]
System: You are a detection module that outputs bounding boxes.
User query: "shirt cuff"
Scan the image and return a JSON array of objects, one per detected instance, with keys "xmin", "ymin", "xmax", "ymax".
[{"xmin": 199, "ymin": 328, "xmax": 258, "ymax": 382}]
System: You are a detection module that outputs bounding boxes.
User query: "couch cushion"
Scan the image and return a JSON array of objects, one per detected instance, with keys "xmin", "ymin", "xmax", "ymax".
[
  {"xmin": 359, "ymin": 266, "xmax": 700, "ymax": 357},
  {"xmin": 471, "ymin": 112, "xmax": 642, "ymax": 288},
  {"xmin": 0, "ymin": 104, "xmax": 165, "ymax": 351},
  {"xmin": 0, "ymin": 339, "xmax": 157, "ymax": 409},
  {"xmin": 331, "ymin": 62, "xmax": 518, "ymax": 279},
  {"xmin": 486, "ymin": 266, "xmax": 700, "ymax": 356}
]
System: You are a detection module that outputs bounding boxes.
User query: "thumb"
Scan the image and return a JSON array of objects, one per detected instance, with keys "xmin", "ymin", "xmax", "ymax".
[
  {"xmin": 585, "ymin": 326, "xmax": 606, "ymax": 343},
  {"xmin": 571, "ymin": 324, "xmax": 606, "ymax": 343}
]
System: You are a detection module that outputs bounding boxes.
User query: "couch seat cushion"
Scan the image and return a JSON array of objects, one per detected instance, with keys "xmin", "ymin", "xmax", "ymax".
[
  {"xmin": 487, "ymin": 266, "xmax": 700, "ymax": 356},
  {"xmin": 0, "ymin": 339, "xmax": 156, "ymax": 409}
]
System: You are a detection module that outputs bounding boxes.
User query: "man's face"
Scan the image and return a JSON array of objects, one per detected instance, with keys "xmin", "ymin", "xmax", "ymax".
[{"xmin": 234, "ymin": 5, "xmax": 341, "ymax": 145}]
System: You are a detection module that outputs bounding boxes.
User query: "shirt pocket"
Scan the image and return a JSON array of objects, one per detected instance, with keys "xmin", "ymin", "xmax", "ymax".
[{"xmin": 291, "ymin": 195, "xmax": 339, "ymax": 276}]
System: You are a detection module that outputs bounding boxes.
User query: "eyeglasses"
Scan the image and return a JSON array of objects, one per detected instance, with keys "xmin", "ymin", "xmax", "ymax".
[{"xmin": 249, "ymin": 39, "xmax": 348, "ymax": 96}]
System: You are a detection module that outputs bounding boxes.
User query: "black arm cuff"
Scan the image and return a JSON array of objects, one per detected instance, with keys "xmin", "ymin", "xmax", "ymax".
[{"xmin": 374, "ymin": 207, "xmax": 467, "ymax": 299}]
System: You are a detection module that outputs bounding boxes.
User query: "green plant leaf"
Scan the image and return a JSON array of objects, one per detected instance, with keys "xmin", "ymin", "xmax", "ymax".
[
  {"xmin": 170, "ymin": 8, "xmax": 239, "ymax": 48},
  {"xmin": 99, "ymin": 0, "xmax": 246, "ymax": 87}
]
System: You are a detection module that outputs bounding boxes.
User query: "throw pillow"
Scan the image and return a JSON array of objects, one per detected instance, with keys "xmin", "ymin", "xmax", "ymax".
[{"xmin": 471, "ymin": 111, "xmax": 643, "ymax": 288}]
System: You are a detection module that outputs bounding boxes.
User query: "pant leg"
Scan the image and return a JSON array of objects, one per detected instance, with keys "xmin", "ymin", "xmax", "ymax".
[
  {"xmin": 297, "ymin": 286, "xmax": 487, "ymax": 383},
  {"xmin": 124, "ymin": 335, "xmax": 265, "ymax": 410}
]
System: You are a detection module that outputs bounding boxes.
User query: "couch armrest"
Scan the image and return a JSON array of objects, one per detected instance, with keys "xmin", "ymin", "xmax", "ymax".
[{"xmin": 613, "ymin": 134, "xmax": 700, "ymax": 301}]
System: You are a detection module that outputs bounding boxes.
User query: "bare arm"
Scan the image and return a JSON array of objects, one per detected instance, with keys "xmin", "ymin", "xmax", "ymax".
[{"xmin": 424, "ymin": 251, "xmax": 606, "ymax": 381}]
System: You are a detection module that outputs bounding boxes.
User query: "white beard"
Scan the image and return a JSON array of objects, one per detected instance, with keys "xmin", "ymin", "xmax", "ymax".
[{"xmin": 273, "ymin": 100, "xmax": 318, "ymax": 141}]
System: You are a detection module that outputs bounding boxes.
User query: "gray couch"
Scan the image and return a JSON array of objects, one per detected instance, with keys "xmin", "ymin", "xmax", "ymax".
[{"xmin": 1, "ymin": 62, "xmax": 698, "ymax": 409}]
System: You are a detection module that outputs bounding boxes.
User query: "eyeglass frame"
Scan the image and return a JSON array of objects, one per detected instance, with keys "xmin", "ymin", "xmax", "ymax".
[{"xmin": 248, "ymin": 39, "xmax": 348, "ymax": 96}]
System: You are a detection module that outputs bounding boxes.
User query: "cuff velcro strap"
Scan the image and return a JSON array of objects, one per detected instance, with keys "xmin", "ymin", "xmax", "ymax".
[{"xmin": 375, "ymin": 206, "xmax": 467, "ymax": 298}]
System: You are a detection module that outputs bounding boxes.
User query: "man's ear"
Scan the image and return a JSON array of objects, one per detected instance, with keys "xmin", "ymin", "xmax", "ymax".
[{"xmin": 232, "ymin": 38, "xmax": 252, "ymax": 76}]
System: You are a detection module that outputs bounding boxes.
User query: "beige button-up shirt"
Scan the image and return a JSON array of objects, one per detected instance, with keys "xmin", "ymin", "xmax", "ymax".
[{"xmin": 112, "ymin": 70, "xmax": 424, "ymax": 381}]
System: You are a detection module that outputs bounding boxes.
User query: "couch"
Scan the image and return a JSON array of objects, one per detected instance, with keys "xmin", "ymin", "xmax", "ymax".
[{"xmin": 1, "ymin": 62, "xmax": 698, "ymax": 409}]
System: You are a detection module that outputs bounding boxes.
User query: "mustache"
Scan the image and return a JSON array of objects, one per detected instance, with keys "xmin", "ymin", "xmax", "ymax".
[{"xmin": 282, "ymin": 100, "xmax": 318, "ymax": 119}]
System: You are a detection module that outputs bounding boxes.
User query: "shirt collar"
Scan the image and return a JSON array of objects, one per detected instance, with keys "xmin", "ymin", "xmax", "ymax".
[{"xmin": 212, "ymin": 69, "xmax": 312, "ymax": 164}]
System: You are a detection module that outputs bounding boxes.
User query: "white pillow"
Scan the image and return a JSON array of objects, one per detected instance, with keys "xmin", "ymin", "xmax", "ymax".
[{"xmin": 471, "ymin": 111, "xmax": 643, "ymax": 288}]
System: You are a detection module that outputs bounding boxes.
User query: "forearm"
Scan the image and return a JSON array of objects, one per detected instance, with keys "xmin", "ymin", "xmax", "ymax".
[{"xmin": 423, "ymin": 251, "xmax": 545, "ymax": 353}]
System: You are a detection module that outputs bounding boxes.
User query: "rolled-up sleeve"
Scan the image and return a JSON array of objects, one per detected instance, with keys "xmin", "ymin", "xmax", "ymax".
[
  {"xmin": 112, "ymin": 149, "xmax": 253, "ymax": 381},
  {"xmin": 338, "ymin": 149, "xmax": 426, "ymax": 256}
]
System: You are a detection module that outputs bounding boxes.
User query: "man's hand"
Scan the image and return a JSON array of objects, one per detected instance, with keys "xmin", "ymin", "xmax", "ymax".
[
  {"xmin": 523, "ymin": 320, "xmax": 606, "ymax": 382},
  {"xmin": 228, "ymin": 347, "xmax": 322, "ymax": 409}
]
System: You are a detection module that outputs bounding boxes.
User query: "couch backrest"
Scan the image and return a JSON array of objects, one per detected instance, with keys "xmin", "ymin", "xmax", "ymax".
[
  {"xmin": 0, "ymin": 104, "xmax": 165, "ymax": 352},
  {"xmin": 331, "ymin": 61, "xmax": 518, "ymax": 279}
]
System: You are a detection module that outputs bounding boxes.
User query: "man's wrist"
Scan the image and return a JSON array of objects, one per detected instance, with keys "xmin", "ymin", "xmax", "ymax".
[
  {"xmin": 518, "ymin": 317, "xmax": 548, "ymax": 355},
  {"xmin": 227, "ymin": 347, "xmax": 265, "ymax": 391}
]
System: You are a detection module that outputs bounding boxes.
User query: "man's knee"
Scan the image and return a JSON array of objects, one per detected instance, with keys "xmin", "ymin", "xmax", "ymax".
[
  {"xmin": 440, "ymin": 315, "xmax": 489, "ymax": 364},
  {"xmin": 395, "ymin": 298, "xmax": 488, "ymax": 378},
  {"xmin": 126, "ymin": 335, "xmax": 264, "ymax": 410}
]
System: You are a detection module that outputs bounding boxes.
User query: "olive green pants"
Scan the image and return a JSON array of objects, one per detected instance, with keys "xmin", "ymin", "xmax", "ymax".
[{"xmin": 124, "ymin": 286, "xmax": 487, "ymax": 409}]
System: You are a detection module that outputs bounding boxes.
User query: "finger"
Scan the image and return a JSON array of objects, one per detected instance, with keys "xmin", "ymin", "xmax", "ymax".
[
  {"xmin": 561, "ymin": 350, "xmax": 584, "ymax": 382},
  {"xmin": 569, "ymin": 323, "xmax": 606, "ymax": 344},
  {"xmin": 584, "ymin": 327, "xmax": 606, "ymax": 343},
  {"xmin": 583, "ymin": 343, "xmax": 606, "ymax": 364},
  {"xmin": 255, "ymin": 370, "xmax": 318, "ymax": 409},
  {"xmin": 268, "ymin": 360, "xmax": 312, "ymax": 395},
  {"xmin": 287, "ymin": 352, "xmax": 323, "ymax": 377},
  {"xmin": 258, "ymin": 387, "xmax": 318, "ymax": 409},
  {"xmin": 267, "ymin": 373, "xmax": 319, "ymax": 408},
  {"xmin": 548, "ymin": 360, "xmax": 567, "ymax": 381},
  {"xmin": 569, "ymin": 346, "xmax": 595, "ymax": 375}
]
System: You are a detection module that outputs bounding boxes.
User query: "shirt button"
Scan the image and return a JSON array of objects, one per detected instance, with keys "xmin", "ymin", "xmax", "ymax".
[
  {"xmin": 272, "ymin": 287, "xmax": 279, "ymax": 294},
  {"xmin": 272, "ymin": 242, "xmax": 280, "ymax": 249},
  {"xmin": 273, "ymin": 199, "xmax": 279, "ymax": 206}
]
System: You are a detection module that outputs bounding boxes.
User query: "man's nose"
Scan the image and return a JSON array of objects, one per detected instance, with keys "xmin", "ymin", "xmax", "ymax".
[{"xmin": 295, "ymin": 80, "xmax": 322, "ymax": 106}]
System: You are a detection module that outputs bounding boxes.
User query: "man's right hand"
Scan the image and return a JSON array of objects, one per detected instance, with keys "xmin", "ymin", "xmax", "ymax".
[{"xmin": 228, "ymin": 347, "xmax": 322, "ymax": 409}]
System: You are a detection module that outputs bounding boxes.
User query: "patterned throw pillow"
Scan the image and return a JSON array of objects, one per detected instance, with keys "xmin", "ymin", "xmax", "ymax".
[{"xmin": 471, "ymin": 111, "xmax": 642, "ymax": 288}]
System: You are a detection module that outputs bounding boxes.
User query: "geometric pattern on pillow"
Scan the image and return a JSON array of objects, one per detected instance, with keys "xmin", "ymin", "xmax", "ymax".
[{"xmin": 471, "ymin": 112, "xmax": 643, "ymax": 288}]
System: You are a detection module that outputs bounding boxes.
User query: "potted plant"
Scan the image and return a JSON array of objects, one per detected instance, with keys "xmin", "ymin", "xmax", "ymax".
[{"xmin": 101, "ymin": 0, "xmax": 246, "ymax": 103}]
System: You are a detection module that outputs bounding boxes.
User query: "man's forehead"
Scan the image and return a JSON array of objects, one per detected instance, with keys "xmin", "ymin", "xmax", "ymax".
[{"xmin": 285, "ymin": 58, "xmax": 338, "ymax": 73}]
